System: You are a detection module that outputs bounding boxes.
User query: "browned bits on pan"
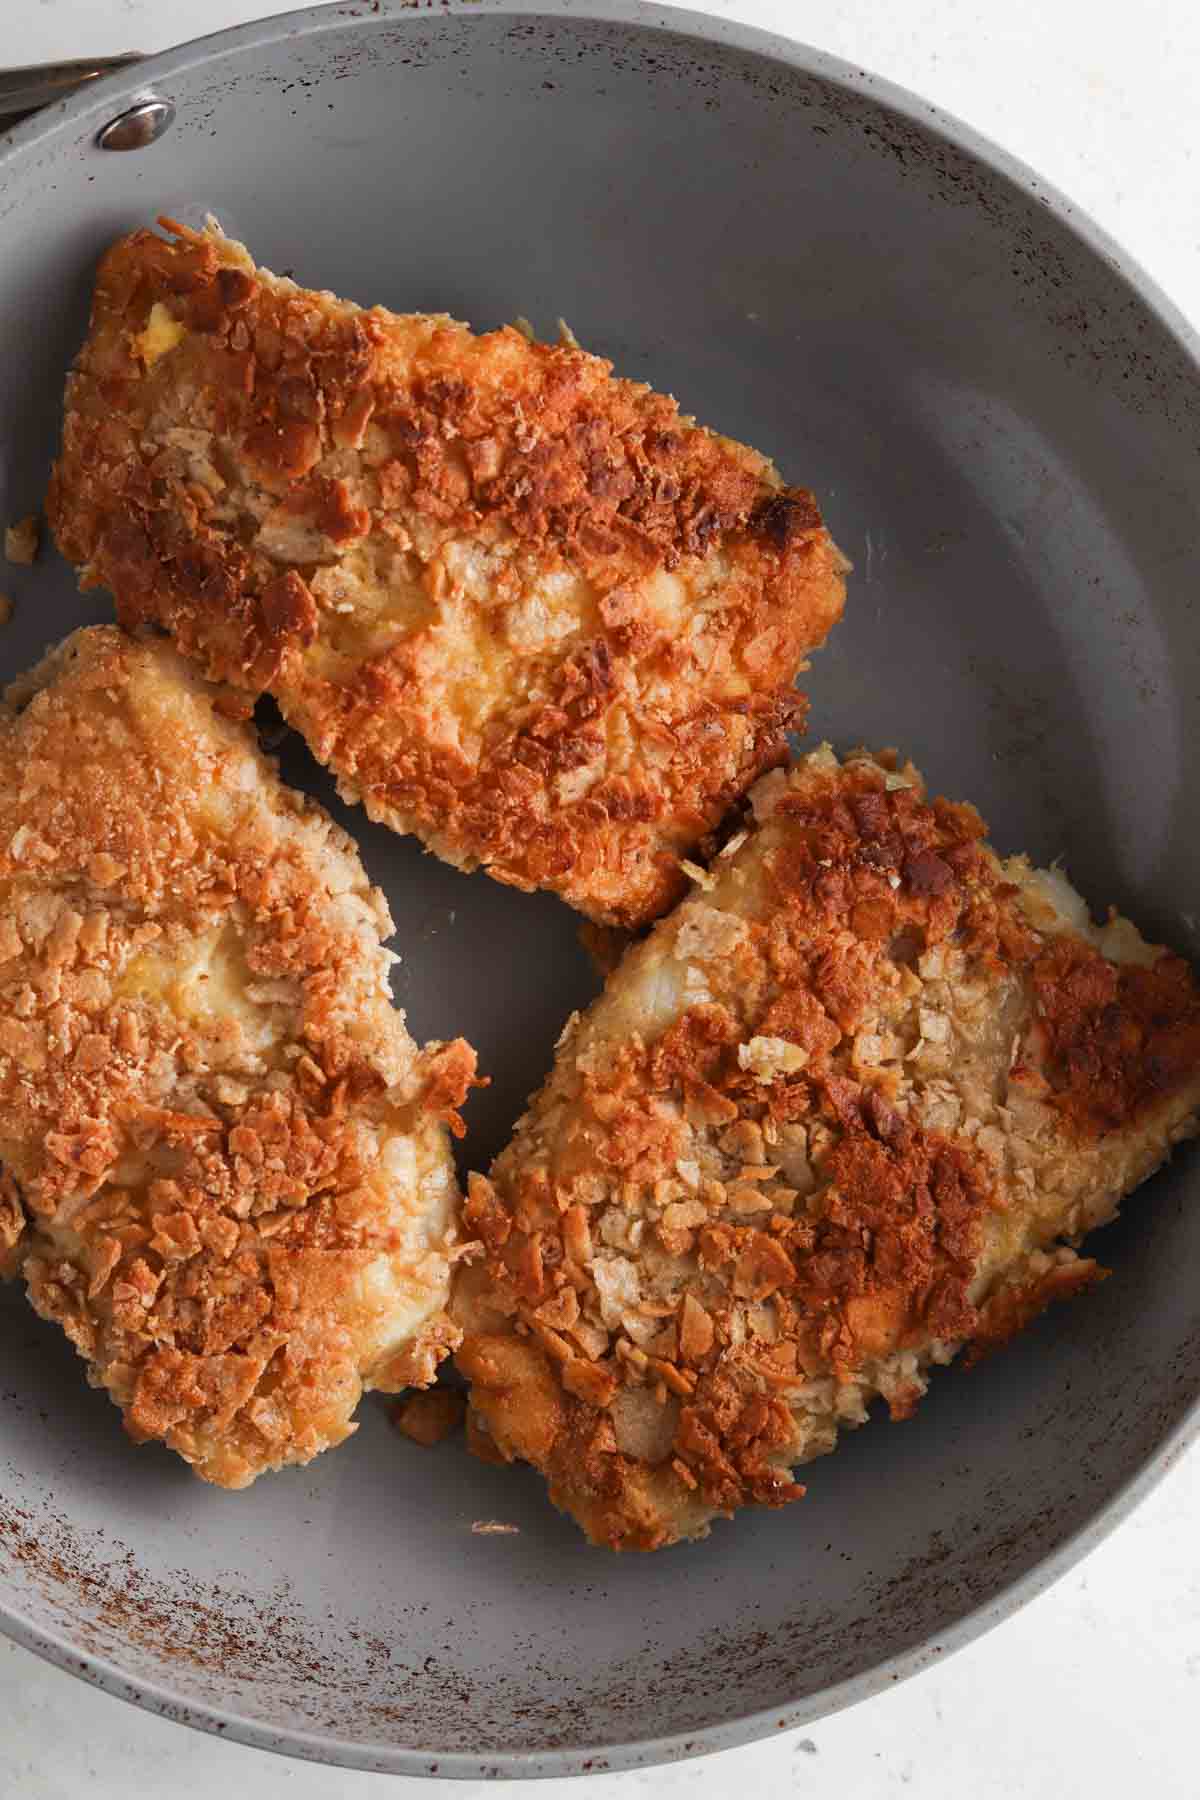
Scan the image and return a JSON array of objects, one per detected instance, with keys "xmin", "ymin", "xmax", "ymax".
[{"xmin": 4, "ymin": 515, "xmax": 38, "ymax": 565}]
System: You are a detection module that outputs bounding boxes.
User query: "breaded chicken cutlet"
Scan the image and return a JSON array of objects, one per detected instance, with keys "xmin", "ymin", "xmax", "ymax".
[
  {"xmin": 47, "ymin": 220, "xmax": 848, "ymax": 929},
  {"xmin": 0, "ymin": 627, "xmax": 476, "ymax": 1486},
  {"xmin": 454, "ymin": 746, "xmax": 1200, "ymax": 1549}
]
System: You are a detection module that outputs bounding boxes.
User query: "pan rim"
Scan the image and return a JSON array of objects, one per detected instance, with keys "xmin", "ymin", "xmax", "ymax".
[{"xmin": 2, "ymin": 0, "xmax": 1199, "ymax": 1778}]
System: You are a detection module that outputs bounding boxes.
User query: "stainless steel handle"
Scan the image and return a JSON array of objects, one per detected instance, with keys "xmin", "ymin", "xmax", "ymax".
[{"xmin": 0, "ymin": 53, "xmax": 143, "ymax": 131}]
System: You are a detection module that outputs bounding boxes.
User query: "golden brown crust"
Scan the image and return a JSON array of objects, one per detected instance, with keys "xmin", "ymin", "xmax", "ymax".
[
  {"xmin": 392, "ymin": 1386, "xmax": 466, "ymax": 1446},
  {"xmin": 4, "ymin": 516, "xmax": 38, "ymax": 567},
  {"xmin": 1026, "ymin": 938, "xmax": 1200, "ymax": 1137},
  {"xmin": 47, "ymin": 221, "xmax": 848, "ymax": 927},
  {"xmin": 959, "ymin": 1250, "xmax": 1107, "ymax": 1369},
  {"xmin": 454, "ymin": 747, "xmax": 1200, "ymax": 1548},
  {"xmin": 0, "ymin": 627, "xmax": 476, "ymax": 1486}
]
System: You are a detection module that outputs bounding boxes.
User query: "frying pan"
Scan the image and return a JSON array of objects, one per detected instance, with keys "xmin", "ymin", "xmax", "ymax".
[{"xmin": 1, "ymin": 1, "xmax": 1198, "ymax": 1779}]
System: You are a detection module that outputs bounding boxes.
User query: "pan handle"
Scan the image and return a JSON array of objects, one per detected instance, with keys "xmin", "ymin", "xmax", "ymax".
[{"xmin": 0, "ymin": 53, "xmax": 143, "ymax": 131}]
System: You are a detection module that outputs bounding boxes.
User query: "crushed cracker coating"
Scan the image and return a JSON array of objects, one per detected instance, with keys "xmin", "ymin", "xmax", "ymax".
[
  {"xmin": 393, "ymin": 1385, "xmax": 466, "ymax": 1446},
  {"xmin": 454, "ymin": 745, "xmax": 1200, "ymax": 1550},
  {"xmin": 4, "ymin": 516, "xmax": 38, "ymax": 565},
  {"xmin": 0, "ymin": 626, "xmax": 477, "ymax": 1487},
  {"xmin": 680, "ymin": 859, "xmax": 715, "ymax": 891},
  {"xmin": 48, "ymin": 218, "xmax": 847, "ymax": 929}
]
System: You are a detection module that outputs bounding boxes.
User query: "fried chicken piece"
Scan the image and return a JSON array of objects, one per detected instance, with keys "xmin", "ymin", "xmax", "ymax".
[
  {"xmin": 47, "ymin": 220, "xmax": 848, "ymax": 929},
  {"xmin": 454, "ymin": 746, "xmax": 1200, "ymax": 1548},
  {"xmin": 0, "ymin": 626, "xmax": 476, "ymax": 1486}
]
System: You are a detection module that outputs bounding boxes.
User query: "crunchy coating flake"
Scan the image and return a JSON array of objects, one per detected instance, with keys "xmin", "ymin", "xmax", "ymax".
[
  {"xmin": 0, "ymin": 627, "xmax": 477, "ymax": 1487},
  {"xmin": 393, "ymin": 1386, "xmax": 467, "ymax": 1447},
  {"xmin": 454, "ymin": 746, "xmax": 1200, "ymax": 1548},
  {"xmin": 47, "ymin": 221, "xmax": 848, "ymax": 928},
  {"xmin": 4, "ymin": 516, "xmax": 38, "ymax": 566}
]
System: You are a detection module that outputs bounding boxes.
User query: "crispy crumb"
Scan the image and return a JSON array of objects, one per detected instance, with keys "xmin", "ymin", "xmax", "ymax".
[
  {"xmin": 47, "ymin": 217, "xmax": 847, "ymax": 928},
  {"xmin": 4, "ymin": 515, "xmax": 37, "ymax": 565},
  {"xmin": 393, "ymin": 1386, "xmax": 467, "ymax": 1446},
  {"xmin": 470, "ymin": 1520, "xmax": 521, "ymax": 1535},
  {"xmin": 737, "ymin": 1036, "xmax": 809, "ymax": 1081},
  {"xmin": 454, "ymin": 745, "xmax": 1200, "ymax": 1549},
  {"xmin": 680, "ymin": 859, "xmax": 716, "ymax": 891},
  {"xmin": 1, "ymin": 626, "xmax": 477, "ymax": 1488}
]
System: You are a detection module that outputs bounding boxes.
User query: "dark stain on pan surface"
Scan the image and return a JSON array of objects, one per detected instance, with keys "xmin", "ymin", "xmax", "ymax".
[{"xmin": 2, "ymin": 1264, "xmax": 1196, "ymax": 1762}]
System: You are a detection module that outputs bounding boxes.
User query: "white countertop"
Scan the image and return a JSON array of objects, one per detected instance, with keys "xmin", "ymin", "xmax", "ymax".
[{"xmin": 7, "ymin": 2, "xmax": 1200, "ymax": 1794}]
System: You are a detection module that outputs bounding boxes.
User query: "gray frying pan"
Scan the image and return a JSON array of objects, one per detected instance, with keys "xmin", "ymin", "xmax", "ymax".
[{"xmin": 1, "ymin": 1, "xmax": 1198, "ymax": 1780}]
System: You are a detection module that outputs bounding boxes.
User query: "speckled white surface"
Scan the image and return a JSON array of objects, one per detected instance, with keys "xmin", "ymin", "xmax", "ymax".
[{"xmin": 6, "ymin": 2, "xmax": 1200, "ymax": 1793}]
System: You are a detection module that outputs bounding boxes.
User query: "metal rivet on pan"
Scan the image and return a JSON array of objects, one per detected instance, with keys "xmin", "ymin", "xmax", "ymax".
[{"xmin": 96, "ymin": 96, "xmax": 174, "ymax": 151}]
